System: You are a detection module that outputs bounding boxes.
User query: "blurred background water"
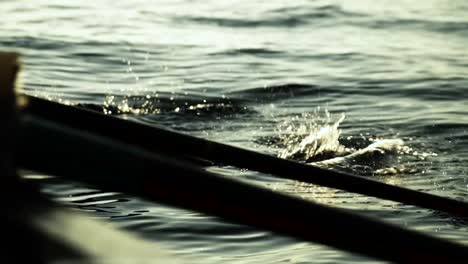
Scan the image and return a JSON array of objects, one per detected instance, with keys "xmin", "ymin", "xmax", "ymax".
[{"xmin": 2, "ymin": 0, "xmax": 468, "ymax": 263}]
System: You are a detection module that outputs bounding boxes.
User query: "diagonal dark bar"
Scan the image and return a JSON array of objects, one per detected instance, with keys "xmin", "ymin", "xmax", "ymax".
[
  {"xmin": 17, "ymin": 114, "xmax": 468, "ymax": 264},
  {"xmin": 21, "ymin": 95, "xmax": 468, "ymax": 218}
]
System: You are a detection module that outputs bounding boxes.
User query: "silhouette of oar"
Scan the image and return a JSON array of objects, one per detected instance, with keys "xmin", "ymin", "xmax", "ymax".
[
  {"xmin": 21, "ymin": 95, "xmax": 468, "ymax": 218},
  {"xmin": 17, "ymin": 114, "xmax": 468, "ymax": 263}
]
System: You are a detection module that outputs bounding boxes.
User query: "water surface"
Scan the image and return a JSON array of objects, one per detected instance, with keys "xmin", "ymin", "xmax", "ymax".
[{"xmin": 2, "ymin": 0, "xmax": 468, "ymax": 263}]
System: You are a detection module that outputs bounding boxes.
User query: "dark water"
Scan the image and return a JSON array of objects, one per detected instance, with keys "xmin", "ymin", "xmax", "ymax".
[{"xmin": 2, "ymin": 0, "xmax": 468, "ymax": 263}]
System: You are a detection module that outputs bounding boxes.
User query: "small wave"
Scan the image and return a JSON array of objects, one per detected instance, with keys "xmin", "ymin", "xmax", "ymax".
[
  {"xmin": 228, "ymin": 80, "xmax": 468, "ymax": 104},
  {"xmin": 176, "ymin": 15, "xmax": 308, "ymax": 28},
  {"xmin": 228, "ymin": 83, "xmax": 332, "ymax": 103},
  {"xmin": 269, "ymin": 4, "xmax": 363, "ymax": 19},
  {"xmin": 75, "ymin": 92, "xmax": 255, "ymax": 118},
  {"xmin": 0, "ymin": 36, "xmax": 109, "ymax": 51},
  {"xmin": 175, "ymin": 5, "xmax": 362, "ymax": 28},
  {"xmin": 174, "ymin": 5, "xmax": 468, "ymax": 34},
  {"xmin": 0, "ymin": 36, "xmax": 197, "ymax": 54},
  {"xmin": 360, "ymin": 18, "xmax": 468, "ymax": 35},
  {"xmin": 210, "ymin": 48, "xmax": 284, "ymax": 57}
]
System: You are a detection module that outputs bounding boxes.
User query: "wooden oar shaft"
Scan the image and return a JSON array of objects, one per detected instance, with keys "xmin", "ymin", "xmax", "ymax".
[
  {"xmin": 21, "ymin": 95, "xmax": 468, "ymax": 217},
  {"xmin": 17, "ymin": 114, "xmax": 468, "ymax": 263}
]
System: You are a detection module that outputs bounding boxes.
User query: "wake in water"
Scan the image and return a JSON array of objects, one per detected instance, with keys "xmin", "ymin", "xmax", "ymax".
[{"xmin": 277, "ymin": 110, "xmax": 421, "ymax": 176}]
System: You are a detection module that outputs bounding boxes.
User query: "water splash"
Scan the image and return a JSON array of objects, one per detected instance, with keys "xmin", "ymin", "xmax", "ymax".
[
  {"xmin": 316, "ymin": 138, "xmax": 411, "ymax": 176},
  {"xmin": 103, "ymin": 95, "xmax": 150, "ymax": 115},
  {"xmin": 278, "ymin": 110, "xmax": 349, "ymax": 162},
  {"xmin": 277, "ymin": 110, "xmax": 434, "ymax": 176}
]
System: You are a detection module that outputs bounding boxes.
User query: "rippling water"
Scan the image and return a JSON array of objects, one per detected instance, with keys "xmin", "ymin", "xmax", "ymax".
[{"xmin": 2, "ymin": 0, "xmax": 468, "ymax": 263}]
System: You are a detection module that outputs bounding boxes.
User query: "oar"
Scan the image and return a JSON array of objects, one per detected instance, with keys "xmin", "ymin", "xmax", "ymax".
[
  {"xmin": 21, "ymin": 95, "xmax": 468, "ymax": 218},
  {"xmin": 17, "ymin": 113, "xmax": 468, "ymax": 263}
]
